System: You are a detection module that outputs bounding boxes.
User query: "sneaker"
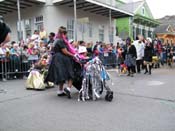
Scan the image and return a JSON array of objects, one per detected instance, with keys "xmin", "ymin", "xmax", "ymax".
[
  {"xmin": 64, "ymin": 87, "xmax": 71, "ymax": 99},
  {"xmin": 57, "ymin": 90, "xmax": 66, "ymax": 96}
]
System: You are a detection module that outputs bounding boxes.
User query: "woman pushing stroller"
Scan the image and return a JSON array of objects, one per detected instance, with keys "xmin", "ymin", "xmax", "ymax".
[
  {"xmin": 45, "ymin": 26, "xmax": 76, "ymax": 98},
  {"xmin": 45, "ymin": 26, "xmax": 113, "ymax": 101}
]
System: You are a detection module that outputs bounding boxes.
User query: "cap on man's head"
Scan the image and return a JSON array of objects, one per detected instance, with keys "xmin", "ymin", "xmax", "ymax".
[{"xmin": 0, "ymin": 22, "xmax": 11, "ymax": 44}]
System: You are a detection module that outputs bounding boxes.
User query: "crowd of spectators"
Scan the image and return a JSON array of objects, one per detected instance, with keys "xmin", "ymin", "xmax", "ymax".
[{"xmin": 0, "ymin": 26, "xmax": 175, "ymax": 79}]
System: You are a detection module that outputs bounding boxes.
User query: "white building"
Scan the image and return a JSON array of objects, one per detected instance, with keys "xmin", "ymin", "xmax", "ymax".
[{"xmin": 0, "ymin": 0, "xmax": 133, "ymax": 44}]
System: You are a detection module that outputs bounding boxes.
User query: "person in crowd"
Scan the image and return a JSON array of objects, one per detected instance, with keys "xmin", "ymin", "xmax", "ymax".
[
  {"xmin": 39, "ymin": 41, "xmax": 47, "ymax": 57},
  {"xmin": 93, "ymin": 43, "xmax": 99, "ymax": 57},
  {"xmin": 45, "ymin": 26, "xmax": 75, "ymax": 98},
  {"xmin": 10, "ymin": 43, "xmax": 21, "ymax": 78},
  {"xmin": 116, "ymin": 44, "xmax": 125, "ymax": 75},
  {"xmin": 48, "ymin": 32, "xmax": 55, "ymax": 45},
  {"xmin": 31, "ymin": 30, "xmax": 40, "ymax": 47},
  {"xmin": 10, "ymin": 41, "xmax": 16, "ymax": 47},
  {"xmin": 133, "ymin": 35, "xmax": 145, "ymax": 73},
  {"xmin": 47, "ymin": 32, "xmax": 56, "ymax": 55},
  {"xmin": 27, "ymin": 42, "xmax": 39, "ymax": 66},
  {"xmin": 105, "ymin": 43, "xmax": 113, "ymax": 52},
  {"xmin": 78, "ymin": 45, "xmax": 89, "ymax": 59},
  {"xmin": 99, "ymin": 43, "xmax": 105, "ymax": 53},
  {"xmin": 143, "ymin": 38, "xmax": 153, "ymax": 75},
  {"xmin": 79, "ymin": 41, "xmax": 86, "ymax": 46},
  {"xmin": 166, "ymin": 44, "xmax": 174, "ymax": 67},
  {"xmin": 125, "ymin": 37, "xmax": 137, "ymax": 77},
  {"xmin": 39, "ymin": 26, "xmax": 47, "ymax": 44},
  {"xmin": 10, "ymin": 43, "xmax": 20, "ymax": 57},
  {"xmin": 21, "ymin": 45, "xmax": 29, "ymax": 64},
  {"xmin": 26, "ymin": 34, "xmax": 31, "ymax": 44},
  {"xmin": 86, "ymin": 42, "xmax": 93, "ymax": 57}
]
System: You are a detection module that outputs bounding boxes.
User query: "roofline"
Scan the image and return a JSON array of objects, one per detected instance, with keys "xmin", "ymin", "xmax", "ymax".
[
  {"xmin": 53, "ymin": 0, "xmax": 134, "ymax": 16},
  {"xmin": 134, "ymin": 0, "xmax": 145, "ymax": 14},
  {"xmin": 85, "ymin": 0, "xmax": 134, "ymax": 16},
  {"xmin": 36, "ymin": 0, "xmax": 46, "ymax": 2}
]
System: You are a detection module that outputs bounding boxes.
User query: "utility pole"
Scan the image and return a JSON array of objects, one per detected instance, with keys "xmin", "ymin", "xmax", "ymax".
[
  {"xmin": 17, "ymin": 0, "xmax": 22, "ymax": 41},
  {"xmin": 74, "ymin": 0, "xmax": 77, "ymax": 41}
]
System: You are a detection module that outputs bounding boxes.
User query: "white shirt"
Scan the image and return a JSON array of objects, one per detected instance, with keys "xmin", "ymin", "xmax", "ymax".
[{"xmin": 133, "ymin": 40, "xmax": 145, "ymax": 60}]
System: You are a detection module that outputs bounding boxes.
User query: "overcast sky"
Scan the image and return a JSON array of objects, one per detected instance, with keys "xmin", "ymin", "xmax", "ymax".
[{"xmin": 126, "ymin": 0, "xmax": 175, "ymax": 19}]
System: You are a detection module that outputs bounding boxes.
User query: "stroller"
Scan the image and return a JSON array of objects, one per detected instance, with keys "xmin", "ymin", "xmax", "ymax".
[{"xmin": 73, "ymin": 57, "xmax": 113, "ymax": 102}]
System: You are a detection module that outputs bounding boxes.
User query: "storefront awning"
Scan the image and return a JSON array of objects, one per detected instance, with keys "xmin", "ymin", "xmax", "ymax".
[
  {"xmin": 0, "ymin": 0, "xmax": 46, "ymax": 16},
  {"xmin": 53, "ymin": 0, "xmax": 133, "ymax": 18}
]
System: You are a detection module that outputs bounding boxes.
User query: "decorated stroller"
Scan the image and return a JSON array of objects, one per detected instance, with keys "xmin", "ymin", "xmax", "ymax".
[{"xmin": 73, "ymin": 56, "xmax": 113, "ymax": 102}]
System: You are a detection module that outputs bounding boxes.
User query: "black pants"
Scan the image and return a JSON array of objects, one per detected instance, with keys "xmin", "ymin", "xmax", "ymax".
[
  {"xmin": 136, "ymin": 59, "xmax": 143, "ymax": 73},
  {"xmin": 128, "ymin": 66, "xmax": 135, "ymax": 74}
]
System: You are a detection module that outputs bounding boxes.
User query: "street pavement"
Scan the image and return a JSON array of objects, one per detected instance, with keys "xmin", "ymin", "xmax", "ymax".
[{"xmin": 0, "ymin": 67, "xmax": 175, "ymax": 131}]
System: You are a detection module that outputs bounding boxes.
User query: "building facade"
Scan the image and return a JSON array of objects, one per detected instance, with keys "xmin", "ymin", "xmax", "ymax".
[
  {"xmin": 155, "ymin": 24, "xmax": 175, "ymax": 45},
  {"xmin": 116, "ymin": 0, "xmax": 159, "ymax": 40},
  {"xmin": 0, "ymin": 0, "xmax": 132, "ymax": 44},
  {"xmin": 155, "ymin": 15, "xmax": 175, "ymax": 45}
]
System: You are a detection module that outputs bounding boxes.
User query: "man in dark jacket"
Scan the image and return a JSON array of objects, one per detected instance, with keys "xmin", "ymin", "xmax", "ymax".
[{"xmin": 0, "ymin": 22, "xmax": 11, "ymax": 45}]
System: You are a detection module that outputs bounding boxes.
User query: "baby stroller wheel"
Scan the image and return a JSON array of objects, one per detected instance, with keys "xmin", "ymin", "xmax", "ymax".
[{"xmin": 105, "ymin": 91, "xmax": 114, "ymax": 102}]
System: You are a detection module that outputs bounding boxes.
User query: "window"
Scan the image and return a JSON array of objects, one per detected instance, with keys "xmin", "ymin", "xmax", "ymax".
[
  {"xmin": 142, "ymin": 7, "xmax": 145, "ymax": 16},
  {"xmin": 142, "ymin": 29, "xmax": 145, "ymax": 37},
  {"xmin": 35, "ymin": 16, "xmax": 43, "ymax": 31},
  {"xmin": 25, "ymin": 19, "xmax": 32, "ymax": 37},
  {"xmin": 133, "ymin": 26, "xmax": 135, "ymax": 40},
  {"xmin": 99, "ymin": 25, "xmax": 104, "ymax": 42},
  {"xmin": 67, "ymin": 19, "xmax": 74, "ymax": 39},
  {"xmin": 109, "ymin": 26, "xmax": 114, "ymax": 43},
  {"xmin": 116, "ymin": 27, "xmax": 118, "ymax": 36},
  {"xmin": 89, "ymin": 23, "xmax": 92, "ymax": 38},
  {"xmin": 148, "ymin": 30, "xmax": 151, "ymax": 37},
  {"xmin": 136, "ymin": 27, "xmax": 139, "ymax": 37}
]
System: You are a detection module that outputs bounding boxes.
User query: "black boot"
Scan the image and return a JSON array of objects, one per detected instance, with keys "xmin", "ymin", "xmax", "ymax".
[
  {"xmin": 149, "ymin": 65, "xmax": 152, "ymax": 75},
  {"xmin": 144, "ymin": 66, "xmax": 148, "ymax": 74}
]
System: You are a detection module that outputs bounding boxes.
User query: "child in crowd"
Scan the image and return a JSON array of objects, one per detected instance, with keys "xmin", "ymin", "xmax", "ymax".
[{"xmin": 26, "ymin": 54, "xmax": 53, "ymax": 90}]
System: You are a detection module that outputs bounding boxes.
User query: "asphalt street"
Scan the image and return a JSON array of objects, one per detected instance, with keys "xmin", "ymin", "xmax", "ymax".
[{"xmin": 0, "ymin": 67, "xmax": 175, "ymax": 131}]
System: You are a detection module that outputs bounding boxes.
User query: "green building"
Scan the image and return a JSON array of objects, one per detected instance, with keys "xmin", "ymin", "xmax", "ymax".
[{"xmin": 116, "ymin": 0, "xmax": 159, "ymax": 40}]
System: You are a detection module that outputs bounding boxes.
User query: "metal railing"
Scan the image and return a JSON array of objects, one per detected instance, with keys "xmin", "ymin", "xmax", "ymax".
[{"xmin": 0, "ymin": 54, "xmax": 31, "ymax": 81}]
